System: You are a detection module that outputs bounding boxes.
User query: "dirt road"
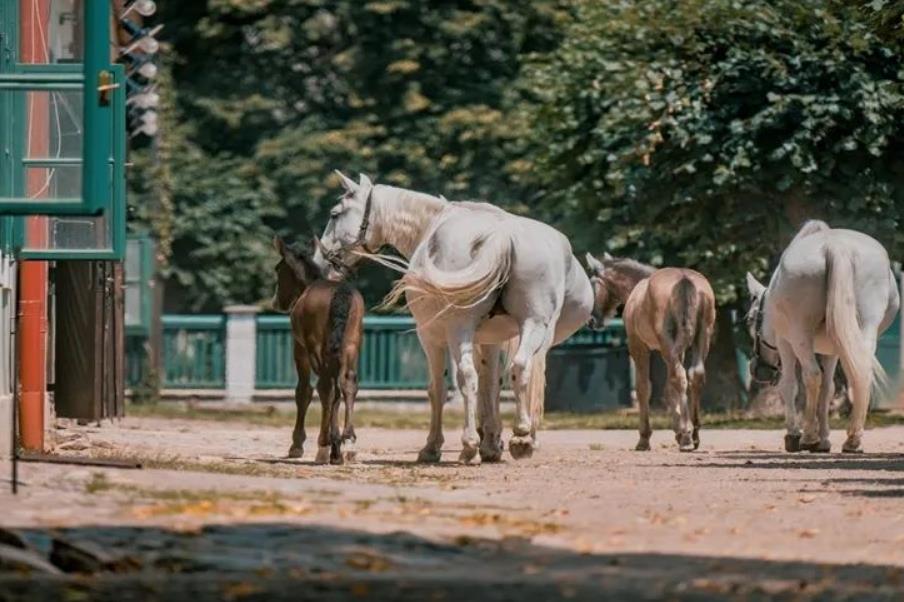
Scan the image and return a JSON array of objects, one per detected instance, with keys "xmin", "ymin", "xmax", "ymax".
[{"xmin": 3, "ymin": 417, "xmax": 904, "ymax": 599}]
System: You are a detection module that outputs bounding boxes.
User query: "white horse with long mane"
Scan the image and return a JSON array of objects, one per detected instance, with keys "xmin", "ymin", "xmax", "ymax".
[
  {"xmin": 745, "ymin": 220, "xmax": 899, "ymax": 453},
  {"xmin": 313, "ymin": 172, "xmax": 593, "ymax": 463}
]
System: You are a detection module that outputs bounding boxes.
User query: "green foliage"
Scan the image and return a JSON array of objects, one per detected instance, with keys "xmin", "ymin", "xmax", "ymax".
[
  {"xmin": 133, "ymin": 0, "xmax": 569, "ymax": 310},
  {"xmin": 529, "ymin": 0, "xmax": 904, "ymax": 303}
]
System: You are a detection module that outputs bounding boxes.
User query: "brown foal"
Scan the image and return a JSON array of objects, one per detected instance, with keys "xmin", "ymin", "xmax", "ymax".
[
  {"xmin": 272, "ymin": 236, "xmax": 365, "ymax": 464},
  {"xmin": 586, "ymin": 253, "xmax": 716, "ymax": 452}
]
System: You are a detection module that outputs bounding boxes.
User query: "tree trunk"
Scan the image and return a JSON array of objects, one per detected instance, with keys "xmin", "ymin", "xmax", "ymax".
[{"xmin": 702, "ymin": 307, "xmax": 746, "ymax": 410}]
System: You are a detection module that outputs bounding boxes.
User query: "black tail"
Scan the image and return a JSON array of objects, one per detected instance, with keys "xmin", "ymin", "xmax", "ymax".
[
  {"xmin": 327, "ymin": 282, "xmax": 355, "ymax": 369},
  {"xmin": 668, "ymin": 277, "xmax": 699, "ymax": 353}
]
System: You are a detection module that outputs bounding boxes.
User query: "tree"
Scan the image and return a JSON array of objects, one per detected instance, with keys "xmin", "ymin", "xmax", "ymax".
[
  {"xmin": 528, "ymin": 0, "xmax": 904, "ymax": 406},
  {"xmin": 133, "ymin": 0, "xmax": 570, "ymax": 310}
]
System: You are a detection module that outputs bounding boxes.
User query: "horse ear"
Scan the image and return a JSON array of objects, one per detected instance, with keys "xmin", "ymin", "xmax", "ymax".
[
  {"xmin": 273, "ymin": 235, "xmax": 286, "ymax": 255},
  {"xmin": 358, "ymin": 173, "xmax": 373, "ymax": 189},
  {"xmin": 335, "ymin": 170, "xmax": 358, "ymax": 193},
  {"xmin": 746, "ymin": 272, "xmax": 765, "ymax": 298},
  {"xmin": 602, "ymin": 251, "xmax": 614, "ymax": 262},
  {"xmin": 585, "ymin": 253, "xmax": 604, "ymax": 275}
]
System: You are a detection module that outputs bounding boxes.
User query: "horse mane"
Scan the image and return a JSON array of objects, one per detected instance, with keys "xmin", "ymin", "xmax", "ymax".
[
  {"xmin": 287, "ymin": 239, "xmax": 325, "ymax": 283},
  {"xmin": 792, "ymin": 219, "xmax": 830, "ymax": 243},
  {"xmin": 605, "ymin": 257, "xmax": 656, "ymax": 281}
]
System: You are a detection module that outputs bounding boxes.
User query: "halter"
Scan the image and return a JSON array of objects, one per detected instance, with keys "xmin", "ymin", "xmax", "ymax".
[
  {"xmin": 750, "ymin": 290, "xmax": 781, "ymax": 384},
  {"xmin": 321, "ymin": 186, "xmax": 376, "ymax": 274}
]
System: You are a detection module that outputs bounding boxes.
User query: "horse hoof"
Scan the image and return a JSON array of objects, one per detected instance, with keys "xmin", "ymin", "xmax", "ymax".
[
  {"xmin": 314, "ymin": 446, "xmax": 330, "ymax": 465},
  {"xmin": 342, "ymin": 441, "xmax": 358, "ymax": 464},
  {"xmin": 509, "ymin": 436, "xmax": 535, "ymax": 460},
  {"xmin": 330, "ymin": 454, "xmax": 344, "ymax": 466},
  {"xmin": 676, "ymin": 433, "xmax": 694, "ymax": 452},
  {"xmin": 459, "ymin": 445, "xmax": 480, "ymax": 465},
  {"xmin": 784, "ymin": 433, "xmax": 802, "ymax": 453},
  {"xmin": 635, "ymin": 439, "xmax": 651, "ymax": 452},
  {"xmin": 693, "ymin": 430, "xmax": 700, "ymax": 450},
  {"xmin": 842, "ymin": 438, "xmax": 863, "ymax": 454},
  {"xmin": 417, "ymin": 447, "xmax": 442, "ymax": 464},
  {"xmin": 800, "ymin": 438, "xmax": 831, "ymax": 453},
  {"xmin": 287, "ymin": 446, "xmax": 303, "ymax": 459},
  {"xmin": 479, "ymin": 442, "xmax": 504, "ymax": 463},
  {"xmin": 808, "ymin": 440, "xmax": 831, "ymax": 453}
]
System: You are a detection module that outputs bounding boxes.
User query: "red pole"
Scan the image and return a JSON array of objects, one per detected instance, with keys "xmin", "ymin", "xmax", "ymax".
[{"xmin": 18, "ymin": 0, "xmax": 51, "ymax": 451}]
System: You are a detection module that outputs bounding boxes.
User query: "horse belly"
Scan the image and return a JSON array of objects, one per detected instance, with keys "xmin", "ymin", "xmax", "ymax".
[{"xmin": 475, "ymin": 314, "xmax": 519, "ymax": 344}]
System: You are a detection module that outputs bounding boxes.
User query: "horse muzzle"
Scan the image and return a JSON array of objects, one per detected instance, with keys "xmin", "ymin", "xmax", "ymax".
[{"xmin": 750, "ymin": 357, "xmax": 780, "ymax": 386}]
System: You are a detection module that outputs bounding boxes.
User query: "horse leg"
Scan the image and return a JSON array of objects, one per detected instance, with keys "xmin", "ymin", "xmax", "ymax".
[
  {"xmin": 315, "ymin": 377, "xmax": 335, "ymax": 465},
  {"xmin": 687, "ymin": 362, "xmax": 705, "ymax": 451},
  {"xmin": 630, "ymin": 340, "xmax": 652, "ymax": 451},
  {"xmin": 776, "ymin": 341, "xmax": 802, "ymax": 452},
  {"xmin": 288, "ymin": 346, "xmax": 312, "ymax": 458},
  {"xmin": 340, "ymin": 362, "xmax": 359, "ymax": 464},
  {"xmin": 687, "ymin": 316, "xmax": 712, "ymax": 451},
  {"xmin": 447, "ymin": 325, "xmax": 481, "ymax": 464},
  {"xmin": 509, "ymin": 318, "xmax": 552, "ymax": 460},
  {"xmin": 417, "ymin": 335, "xmax": 447, "ymax": 464},
  {"xmin": 477, "ymin": 343, "xmax": 503, "ymax": 463},
  {"xmin": 843, "ymin": 330, "xmax": 878, "ymax": 453},
  {"xmin": 810, "ymin": 354, "xmax": 837, "ymax": 453},
  {"xmin": 791, "ymin": 339, "xmax": 824, "ymax": 452},
  {"xmin": 663, "ymin": 349, "xmax": 692, "ymax": 451}
]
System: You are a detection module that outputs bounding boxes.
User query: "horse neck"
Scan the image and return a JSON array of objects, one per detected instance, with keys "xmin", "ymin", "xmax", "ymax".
[
  {"xmin": 605, "ymin": 260, "xmax": 655, "ymax": 302},
  {"xmin": 370, "ymin": 185, "xmax": 447, "ymax": 259}
]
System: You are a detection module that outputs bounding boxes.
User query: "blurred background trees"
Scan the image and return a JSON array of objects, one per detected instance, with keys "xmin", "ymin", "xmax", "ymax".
[{"xmin": 130, "ymin": 0, "xmax": 904, "ymax": 403}]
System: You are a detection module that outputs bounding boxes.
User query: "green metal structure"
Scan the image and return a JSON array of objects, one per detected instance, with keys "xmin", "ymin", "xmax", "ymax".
[{"xmin": 0, "ymin": 0, "xmax": 117, "ymax": 218}]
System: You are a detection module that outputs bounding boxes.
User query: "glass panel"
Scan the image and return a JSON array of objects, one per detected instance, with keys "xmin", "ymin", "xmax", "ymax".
[
  {"xmin": 24, "ymin": 164, "xmax": 80, "ymax": 199},
  {"xmin": 25, "ymin": 89, "xmax": 83, "ymax": 160},
  {"xmin": 125, "ymin": 284, "xmax": 142, "ymax": 328},
  {"xmin": 21, "ymin": 166, "xmax": 116, "ymax": 251},
  {"xmin": 19, "ymin": 0, "xmax": 84, "ymax": 65},
  {"xmin": 125, "ymin": 238, "xmax": 141, "ymax": 278}
]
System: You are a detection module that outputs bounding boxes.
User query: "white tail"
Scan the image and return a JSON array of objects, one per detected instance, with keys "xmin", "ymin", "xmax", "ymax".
[
  {"xmin": 824, "ymin": 242, "xmax": 886, "ymax": 410},
  {"xmin": 379, "ymin": 229, "xmax": 513, "ymax": 313}
]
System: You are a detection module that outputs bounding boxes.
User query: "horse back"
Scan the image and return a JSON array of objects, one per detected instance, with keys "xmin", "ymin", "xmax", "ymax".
[
  {"xmin": 624, "ymin": 268, "xmax": 715, "ymax": 352},
  {"xmin": 292, "ymin": 280, "xmax": 365, "ymax": 373}
]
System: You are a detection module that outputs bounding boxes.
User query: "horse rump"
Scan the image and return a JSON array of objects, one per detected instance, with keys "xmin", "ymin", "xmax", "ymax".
[{"xmin": 667, "ymin": 276, "xmax": 699, "ymax": 354}]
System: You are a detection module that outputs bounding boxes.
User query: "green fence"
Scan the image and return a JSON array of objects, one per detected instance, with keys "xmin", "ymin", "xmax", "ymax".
[
  {"xmin": 254, "ymin": 315, "xmax": 625, "ymax": 390},
  {"xmin": 159, "ymin": 315, "xmax": 226, "ymax": 389}
]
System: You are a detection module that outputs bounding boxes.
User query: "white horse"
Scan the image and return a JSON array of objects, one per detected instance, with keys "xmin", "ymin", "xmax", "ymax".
[
  {"xmin": 313, "ymin": 172, "xmax": 593, "ymax": 463},
  {"xmin": 745, "ymin": 220, "xmax": 899, "ymax": 453}
]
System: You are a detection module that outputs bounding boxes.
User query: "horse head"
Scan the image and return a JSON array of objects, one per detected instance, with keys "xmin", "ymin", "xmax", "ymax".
[
  {"xmin": 744, "ymin": 272, "xmax": 781, "ymax": 385},
  {"xmin": 585, "ymin": 252, "xmax": 621, "ymax": 330},
  {"xmin": 313, "ymin": 170, "xmax": 376, "ymax": 280},
  {"xmin": 271, "ymin": 235, "xmax": 322, "ymax": 312}
]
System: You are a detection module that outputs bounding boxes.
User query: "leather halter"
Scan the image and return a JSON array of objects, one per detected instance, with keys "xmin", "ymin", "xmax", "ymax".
[
  {"xmin": 322, "ymin": 186, "xmax": 375, "ymax": 273},
  {"xmin": 751, "ymin": 290, "xmax": 780, "ymax": 384}
]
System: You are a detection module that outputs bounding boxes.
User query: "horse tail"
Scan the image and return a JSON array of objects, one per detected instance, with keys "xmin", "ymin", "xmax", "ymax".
[
  {"xmin": 379, "ymin": 228, "xmax": 513, "ymax": 313},
  {"xmin": 825, "ymin": 242, "xmax": 886, "ymax": 409},
  {"xmin": 327, "ymin": 282, "xmax": 355, "ymax": 371},
  {"xmin": 667, "ymin": 276, "xmax": 699, "ymax": 355}
]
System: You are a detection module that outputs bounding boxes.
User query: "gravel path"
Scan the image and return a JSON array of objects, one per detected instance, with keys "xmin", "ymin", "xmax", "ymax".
[{"xmin": 3, "ymin": 417, "xmax": 904, "ymax": 599}]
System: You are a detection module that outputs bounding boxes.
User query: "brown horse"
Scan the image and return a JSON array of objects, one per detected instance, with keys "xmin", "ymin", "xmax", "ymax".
[
  {"xmin": 272, "ymin": 236, "xmax": 365, "ymax": 464},
  {"xmin": 586, "ymin": 254, "xmax": 715, "ymax": 452}
]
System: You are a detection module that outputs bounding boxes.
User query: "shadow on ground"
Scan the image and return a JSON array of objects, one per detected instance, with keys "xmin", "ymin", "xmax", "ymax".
[{"xmin": 3, "ymin": 523, "xmax": 904, "ymax": 601}]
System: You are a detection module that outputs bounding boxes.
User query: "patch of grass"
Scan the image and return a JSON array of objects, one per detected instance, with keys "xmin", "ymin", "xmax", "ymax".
[
  {"xmin": 84, "ymin": 471, "xmax": 112, "ymax": 494},
  {"xmin": 127, "ymin": 401, "xmax": 904, "ymax": 431}
]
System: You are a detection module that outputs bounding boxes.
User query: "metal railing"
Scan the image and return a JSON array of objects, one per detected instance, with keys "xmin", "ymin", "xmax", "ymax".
[
  {"xmin": 159, "ymin": 315, "xmax": 226, "ymax": 389},
  {"xmin": 254, "ymin": 315, "xmax": 625, "ymax": 390},
  {"xmin": 128, "ymin": 314, "xmax": 627, "ymax": 392}
]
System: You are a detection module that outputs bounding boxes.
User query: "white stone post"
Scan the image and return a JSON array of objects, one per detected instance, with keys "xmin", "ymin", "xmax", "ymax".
[{"xmin": 224, "ymin": 305, "xmax": 260, "ymax": 404}]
